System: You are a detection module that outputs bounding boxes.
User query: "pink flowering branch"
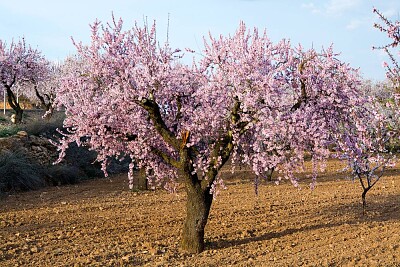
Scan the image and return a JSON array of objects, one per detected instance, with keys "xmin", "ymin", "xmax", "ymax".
[{"xmin": 373, "ymin": 7, "xmax": 400, "ymax": 89}]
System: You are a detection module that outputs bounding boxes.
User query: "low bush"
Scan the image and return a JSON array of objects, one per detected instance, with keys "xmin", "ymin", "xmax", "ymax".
[
  {"xmin": 45, "ymin": 165, "xmax": 83, "ymax": 186},
  {"xmin": 64, "ymin": 143, "xmax": 104, "ymax": 179},
  {"xmin": 107, "ymin": 156, "xmax": 131, "ymax": 174},
  {"xmin": 0, "ymin": 111, "xmax": 132, "ymax": 196},
  {"xmin": 0, "ymin": 149, "xmax": 45, "ymax": 195}
]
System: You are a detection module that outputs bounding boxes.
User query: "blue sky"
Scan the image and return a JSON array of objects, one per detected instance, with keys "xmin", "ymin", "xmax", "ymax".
[{"xmin": 0, "ymin": 0, "xmax": 399, "ymax": 81}]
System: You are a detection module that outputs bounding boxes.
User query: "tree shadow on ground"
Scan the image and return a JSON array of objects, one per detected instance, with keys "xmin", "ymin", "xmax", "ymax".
[{"xmin": 207, "ymin": 192, "xmax": 399, "ymax": 250}]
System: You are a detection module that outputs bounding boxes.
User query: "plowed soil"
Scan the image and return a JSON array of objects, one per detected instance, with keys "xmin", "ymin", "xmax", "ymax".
[{"xmin": 1, "ymin": 160, "xmax": 399, "ymax": 266}]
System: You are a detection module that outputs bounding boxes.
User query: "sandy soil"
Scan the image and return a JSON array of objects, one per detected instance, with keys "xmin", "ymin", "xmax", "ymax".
[{"xmin": 0, "ymin": 160, "xmax": 399, "ymax": 266}]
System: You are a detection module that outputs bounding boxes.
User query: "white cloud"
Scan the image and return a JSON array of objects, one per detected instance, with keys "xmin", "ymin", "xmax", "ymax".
[
  {"xmin": 382, "ymin": 8, "xmax": 397, "ymax": 18},
  {"xmin": 345, "ymin": 15, "xmax": 374, "ymax": 31},
  {"xmin": 302, "ymin": 0, "xmax": 362, "ymax": 17},
  {"xmin": 301, "ymin": 3, "xmax": 321, "ymax": 14},
  {"xmin": 326, "ymin": 0, "xmax": 362, "ymax": 16},
  {"xmin": 346, "ymin": 19, "xmax": 363, "ymax": 30}
]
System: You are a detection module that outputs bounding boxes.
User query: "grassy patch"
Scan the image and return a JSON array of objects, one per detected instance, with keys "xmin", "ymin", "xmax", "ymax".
[
  {"xmin": 21, "ymin": 112, "xmax": 65, "ymax": 137},
  {"xmin": 0, "ymin": 125, "xmax": 20, "ymax": 138},
  {"xmin": 0, "ymin": 115, "xmax": 8, "ymax": 123}
]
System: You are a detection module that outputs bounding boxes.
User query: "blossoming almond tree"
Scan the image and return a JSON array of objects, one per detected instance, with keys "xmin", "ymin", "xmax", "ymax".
[
  {"xmin": 31, "ymin": 62, "xmax": 59, "ymax": 115},
  {"xmin": 21, "ymin": 56, "xmax": 85, "ymax": 118},
  {"xmin": 54, "ymin": 17, "xmax": 368, "ymax": 253},
  {"xmin": 0, "ymin": 38, "xmax": 48, "ymax": 123},
  {"xmin": 15, "ymin": 62, "xmax": 55, "ymax": 114},
  {"xmin": 336, "ymin": 96, "xmax": 399, "ymax": 214}
]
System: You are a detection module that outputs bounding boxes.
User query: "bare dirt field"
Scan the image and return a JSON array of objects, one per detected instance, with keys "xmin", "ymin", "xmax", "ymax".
[{"xmin": 1, "ymin": 160, "xmax": 399, "ymax": 266}]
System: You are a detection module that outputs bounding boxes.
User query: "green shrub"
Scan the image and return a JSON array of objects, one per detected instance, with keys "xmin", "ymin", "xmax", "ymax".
[
  {"xmin": 0, "ymin": 115, "xmax": 8, "ymax": 123},
  {"xmin": 0, "ymin": 125, "xmax": 20, "ymax": 138},
  {"xmin": 0, "ymin": 150, "xmax": 45, "ymax": 194}
]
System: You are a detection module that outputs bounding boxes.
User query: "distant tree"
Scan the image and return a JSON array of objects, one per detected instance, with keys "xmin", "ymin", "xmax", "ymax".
[
  {"xmin": 32, "ymin": 63, "xmax": 58, "ymax": 115},
  {"xmin": 336, "ymin": 96, "xmax": 399, "ymax": 215},
  {"xmin": 17, "ymin": 56, "xmax": 86, "ymax": 119},
  {"xmin": 15, "ymin": 62, "xmax": 54, "ymax": 114},
  {"xmin": 0, "ymin": 38, "xmax": 48, "ymax": 123},
  {"xmin": 360, "ymin": 79, "xmax": 393, "ymax": 102},
  {"xmin": 53, "ymin": 17, "xmax": 372, "ymax": 253}
]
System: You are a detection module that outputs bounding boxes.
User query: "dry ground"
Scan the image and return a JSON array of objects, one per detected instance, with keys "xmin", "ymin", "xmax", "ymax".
[{"xmin": 0, "ymin": 160, "xmax": 399, "ymax": 266}]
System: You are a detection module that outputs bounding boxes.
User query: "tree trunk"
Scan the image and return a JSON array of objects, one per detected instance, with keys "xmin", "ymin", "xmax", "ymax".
[
  {"xmin": 181, "ymin": 181, "xmax": 213, "ymax": 253},
  {"xmin": 362, "ymin": 188, "xmax": 369, "ymax": 216},
  {"xmin": 265, "ymin": 167, "xmax": 274, "ymax": 181},
  {"xmin": 135, "ymin": 167, "xmax": 148, "ymax": 191},
  {"xmin": 5, "ymin": 86, "xmax": 23, "ymax": 124},
  {"xmin": 14, "ymin": 108, "xmax": 23, "ymax": 124},
  {"xmin": 34, "ymin": 85, "xmax": 54, "ymax": 119}
]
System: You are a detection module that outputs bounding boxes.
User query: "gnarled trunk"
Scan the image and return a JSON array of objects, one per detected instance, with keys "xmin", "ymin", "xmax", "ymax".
[
  {"xmin": 33, "ymin": 84, "xmax": 54, "ymax": 119},
  {"xmin": 5, "ymin": 86, "xmax": 23, "ymax": 124},
  {"xmin": 13, "ymin": 108, "xmax": 23, "ymax": 124},
  {"xmin": 181, "ymin": 180, "xmax": 213, "ymax": 253}
]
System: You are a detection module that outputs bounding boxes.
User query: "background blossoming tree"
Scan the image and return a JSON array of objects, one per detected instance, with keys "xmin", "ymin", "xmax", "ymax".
[
  {"xmin": 54, "ymin": 17, "xmax": 371, "ymax": 253},
  {"xmin": 0, "ymin": 38, "xmax": 48, "ymax": 123},
  {"xmin": 18, "ymin": 56, "xmax": 85, "ymax": 118}
]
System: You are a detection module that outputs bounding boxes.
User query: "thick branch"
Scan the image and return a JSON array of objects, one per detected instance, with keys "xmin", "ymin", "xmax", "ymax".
[
  {"xmin": 4, "ymin": 84, "xmax": 21, "ymax": 111},
  {"xmin": 180, "ymin": 145, "xmax": 199, "ymax": 186},
  {"xmin": 357, "ymin": 172, "xmax": 366, "ymax": 191},
  {"xmin": 151, "ymin": 146, "xmax": 180, "ymax": 169},
  {"xmin": 291, "ymin": 59, "xmax": 309, "ymax": 111},
  {"xmin": 34, "ymin": 84, "xmax": 49, "ymax": 110},
  {"xmin": 104, "ymin": 125, "xmax": 137, "ymax": 141},
  {"xmin": 201, "ymin": 132, "xmax": 234, "ymax": 190},
  {"xmin": 201, "ymin": 98, "xmax": 241, "ymax": 190},
  {"xmin": 139, "ymin": 98, "xmax": 180, "ymax": 150},
  {"xmin": 370, "ymin": 165, "xmax": 386, "ymax": 188}
]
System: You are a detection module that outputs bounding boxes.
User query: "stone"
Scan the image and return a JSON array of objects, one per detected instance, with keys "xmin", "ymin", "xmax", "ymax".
[{"xmin": 16, "ymin": 131, "xmax": 28, "ymax": 137}]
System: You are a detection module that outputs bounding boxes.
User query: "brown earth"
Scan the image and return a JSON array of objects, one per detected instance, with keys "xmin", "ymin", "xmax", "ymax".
[{"xmin": 0, "ymin": 160, "xmax": 399, "ymax": 266}]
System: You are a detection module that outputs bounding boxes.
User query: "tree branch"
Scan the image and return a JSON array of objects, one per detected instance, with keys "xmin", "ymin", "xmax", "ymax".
[
  {"xmin": 151, "ymin": 146, "xmax": 180, "ymax": 169},
  {"xmin": 139, "ymin": 98, "xmax": 180, "ymax": 150},
  {"xmin": 33, "ymin": 84, "xmax": 48, "ymax": 109},
  {"xmin": 291, "ymin": 59, "xmax": 309, "ymax": 111},
  {"xmin": 201, "ymin": 98, "xmax": 241, "ymax": 190}
]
